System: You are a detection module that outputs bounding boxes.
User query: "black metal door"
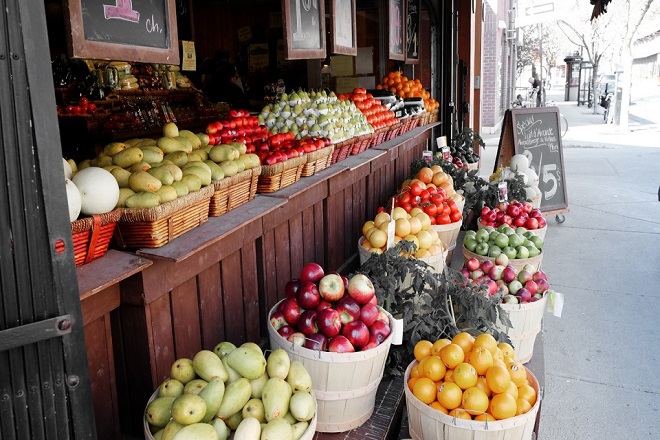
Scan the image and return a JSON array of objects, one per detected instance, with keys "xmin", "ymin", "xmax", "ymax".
[{"xmin": 0, "ymin": 1, "xmax": 96, "ymax": 439}]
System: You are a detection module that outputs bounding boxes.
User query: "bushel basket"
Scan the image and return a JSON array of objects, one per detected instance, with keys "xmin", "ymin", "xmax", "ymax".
[{"xmin": 64, "ymin": 209, "xmax": 121, "ymax": 266}]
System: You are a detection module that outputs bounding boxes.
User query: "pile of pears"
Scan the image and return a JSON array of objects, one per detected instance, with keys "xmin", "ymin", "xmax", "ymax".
[
  {"xmin": 145, "ymin": 341, "xmax": 316, "ymax": 440},
  {"xmin": 72, "ymin": 122, "xmax": 260, "ymax": 209}
]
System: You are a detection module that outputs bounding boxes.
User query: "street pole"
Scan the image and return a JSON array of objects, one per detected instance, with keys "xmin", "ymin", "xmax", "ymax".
[{"xmin": 539, "ymin": 22, "xmax": 544, "ymax": 106}]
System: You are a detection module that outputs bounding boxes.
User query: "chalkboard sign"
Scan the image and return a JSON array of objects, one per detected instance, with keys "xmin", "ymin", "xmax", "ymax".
[
  {"xmin": 330, "ymin": 0, "xmax": 357, "ymax": 56},
  {"xmin": 64, "ymin": 0, "xmax": 179, "ymax": 64},
  {"xmin": 406, "ymin": 0, "xmax": 420, "ymax": 64},
  {"xmin": 495, "ymin": 108, "xmax": 569, "ymax": 213},
  {"xmin": 388, "ymin": 0, "xmax": 405, "ymax": 61},
  {"xmin": 282, "ymin": 0, "xmax": 326, "ymax": 60}
]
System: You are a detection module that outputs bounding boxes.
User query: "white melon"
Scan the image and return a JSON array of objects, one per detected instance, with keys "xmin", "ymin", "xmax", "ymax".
[
  {"xmin": 65, "ymin": 178, "xmax": 81, "ymax": 222},
  {"xmin": 72, "ymin": 167, "xmax": 120, "ymax": 215}
]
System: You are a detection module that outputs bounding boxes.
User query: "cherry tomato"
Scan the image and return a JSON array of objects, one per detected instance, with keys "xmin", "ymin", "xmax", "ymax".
[{"xmin": 79, "ymin": 97, "xmax": 89, "ymax": 106}]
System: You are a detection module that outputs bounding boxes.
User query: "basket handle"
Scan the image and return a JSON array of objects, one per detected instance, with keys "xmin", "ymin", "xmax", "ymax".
[{"xmin": 84, "ymin": 215, "xmax": 103, "ymax": 264}]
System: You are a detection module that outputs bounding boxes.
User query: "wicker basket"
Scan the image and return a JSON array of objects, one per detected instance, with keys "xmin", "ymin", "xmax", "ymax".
[
  {"xmin": 268, "ymin": 303, "xmax": 393, "ymax": 433},
  {"xmin": 404, "ymin": 361, "xmax": 541, "ymax": 440},
  {"xmin": 330, "ymin": 139, "xmax": 355, "ymax": 164},
  {"xmin": 350, "ymin": 134, "xmax": 373, "ymax": 156},
  {"xmin": 384, "ymin": 122, "xmax": 402, "ymax": 141},
  {"xmin": 371, "ymin": 127, "xmax": 388, "ymax": 147},
  {"xmin": 301, "ymin": 145, "xmax": 334, "ymax": 177},
  {"xmin": 63, "ymin": 210, "xmax": 121, "ymax": 266},
  {"xmin": 257, "ymin": 155, "xmax": 306, "ymax": 193},
  {"xmin": 209, "ymin": 166, "xmax": 260, "ymax": 216},
  {"xmin": 114, "ymin": 185, "xmax": 214, "ymax": 249}
]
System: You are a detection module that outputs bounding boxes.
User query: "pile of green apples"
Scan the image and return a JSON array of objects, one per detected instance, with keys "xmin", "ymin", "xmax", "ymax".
[
  {"xmin": 145, "ymin": 342, "xmax": 316, "ymax": 440},
  {"xmin": 463, "ymin": 224, "xmax": 543, "ymax": 260}
]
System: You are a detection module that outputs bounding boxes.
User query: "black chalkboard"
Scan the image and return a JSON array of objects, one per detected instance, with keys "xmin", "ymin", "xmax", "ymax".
[
  {"xmin": 406, "ymin": 0, "xmax": 420, "ymax": 63},
  {"xmin": 64, "ymin": 0, "xmax": 180, "ymax": 64},
  {"xmin": 282, "ymin": 0, "xmax": 326, "ymax": 59},
  {"xmin": 388, "ymin": 0, "xmax": 405, "ymax": 61},
  {"xmin": 495, "ymin": 107, "xmax": 569, "ymax": 213}
]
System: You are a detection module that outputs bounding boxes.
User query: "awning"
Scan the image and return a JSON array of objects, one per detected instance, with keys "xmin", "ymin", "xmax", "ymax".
[{"xmin": 590, "ymin": 0, "xmax": 612, "ymax": 21}]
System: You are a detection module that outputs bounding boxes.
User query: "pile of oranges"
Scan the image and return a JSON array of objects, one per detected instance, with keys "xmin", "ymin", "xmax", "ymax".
[
  {"xmin": 407, "ymin": 332, "xmax": 537, "ymax": 421},
  {"xmin": 375, "ymin": 71, "xmax": 439, "ymax": 112}
]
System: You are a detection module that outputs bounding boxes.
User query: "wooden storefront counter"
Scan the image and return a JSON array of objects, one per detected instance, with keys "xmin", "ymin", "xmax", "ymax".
[{"xmin": 77, "ymin": 250, "xmax": 152, "ymax": 440}]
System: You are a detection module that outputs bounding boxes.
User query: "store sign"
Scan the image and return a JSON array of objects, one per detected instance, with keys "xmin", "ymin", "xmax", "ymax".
[
  {"xmin": 388, "ymin": 0, "xmax": 405, "ymax": 61},
  {"xmin": 516, "ymin": 0, "xmax": 560, "ymax": 27},
  {"xmin": 64, "ymin": 0, "xmax": 180, "ymax": 64},
  {"xmin": 282, "ymin": 0, "xmax": 326, "ymax": 60},
  {"xmin": 495, "ymin": 108, "xmax": 568, "ymax": 213},
  {"xmin": 406, "ymin": 0, "xmax": 420, "ymax": 64}
]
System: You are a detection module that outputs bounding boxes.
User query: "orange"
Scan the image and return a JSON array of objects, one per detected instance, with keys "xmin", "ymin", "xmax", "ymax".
[
  {"xmin": 453, "ymin": 363, "xmax": 478, "ymax": 390},
  {"xmin": 448, "ymin": 408, "xmax": 472, "ymax": 420},
  {"xmin": 414, "ymin": 340, "xmax": 433, "ymax": 361},
  {"xmin": 497, "ymin": 342, "xmax": 515, "ymax": 359},
  {"xmin": 485, "ymin": 364, "xmax": 511, "ymax": 394},
  {"xmin": 407, "ymin": 377, "xmax": 418, "ymax": 391},
  {"xmin": 474, "ymin": 413, "xmax": 495, "ymax": 422},
  {"xmin": 412, "ymin": 377, "xmax": 437, "ymax": 405},
  {"xmin": 431, "ymin": 338, "xmax": 451, "ymax": 356},
  {"xmin": 416, "ymin": 167, "xmax": 434, "ymax": 184},
  {"xmin": 489, "ymin": 393, "xmax": 517, "ymax": 420},
  {"xmin": 468, "ymin": 346, "xmax": 494, "ymax": 375},
  {"xmin": 462, "ymin": 387, "xmax": 489, "ymax": 416},
  {"xmin": 516, "ymin": 398, "xmax": 532, "ymax": 415},
  {"xmin": 430, "ymin": 401, "xmax": 448, "ymax": 414},
  {"xmin": 422, "ymin": 356, "xmax": 447, "ymax": 382},
  {"xmin": 518, "ymin": 384, "xmax": 537, "ymax": 405},
  {"xmin": 437, "ymin": 382, "xmax": 462, "ymax": 410},
  {"xmin": 493, "ymin": 347, "xmax": 504, "ymax": 362},
  {"xmin": 507, "ymin": 361, "xmax": 527, "ymax": 387},
  {"xmin": 410, "ymin": 364, "xmax": 420, "ymax": 379},
  {"xmin": 444, "ymin": 369, "xmax": 455, "ymax": 383},
  {"xmin": 476, "ymin": 376, "xmax": 492, "ymax": 398},
  {"xmin": 451, "ymin": 332, "xmax": 475, "ymax": 354},
  {"xmin": 440, "ymin": 343, "xmax": 465, "ymax": 369},
  {"xmin": 504, "ymin": 381, "xmax": 519, "ymax": 400},
  {"xmin": 473, "ymin": 333, "xmax": 498, "ymax": 356}
]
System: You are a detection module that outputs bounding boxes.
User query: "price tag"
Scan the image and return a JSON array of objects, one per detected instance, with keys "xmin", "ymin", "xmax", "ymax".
[
  {"xmin": 498, "ymin": 181, "xmax": 508, "ymax": 202},
  {"xmin": 436, "ymin": 135, "xmax": 447, "ymax": 147},
  {"xmin": 391, "ymin": 314, "xmax": 404, "ymax": 345},
  {"xmin": 442, "ymin": 146, "xmax": 451, "ymax": 161},
  {"xmin": 422, "ymin": 150, "xmax": 433, "ymax": 161},
  {"xmin": 546, "ymin": 290, "xmax": 564, "ymax": 318}
]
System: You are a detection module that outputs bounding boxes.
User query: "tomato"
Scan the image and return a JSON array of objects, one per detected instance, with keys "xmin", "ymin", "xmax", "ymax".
[
  {"xmin": 87, "ymin": 103, "xmax": 96, "ymax": 112},
  {"xmin": 79, "ymin": 97, "xmax": 89, "ymax": 106},
  {"xmin": 429, "ymin": 215, "xmax": 437, "ymax": 225},
  {"xmin": 442, "ymin": 204, "xmax": 451, "ymax": 216},
  {"xmin": 423, "ymin": 204, "xmax": 438, "ymax": 217},
  {"xmin": 377, "ymin": 207, "xmax": 385, "ymax": 214},
  {"xmin": 437, "ymin": 214, "xmax": 451, "ymax": 225},
  {"xmin": 409, "ymin": 182, "xmax": 423, "ymax": 197},
  {"xmin": 420, "ymin": 190, "xmax": 431, "ymax": 202},
  {"xmin": 399, "ymin": 192, "xmax": 411, "ymax": 205},
  {"xmin": 430, "ymin": 193, "xmax": 445, "ymax": 206},
  {"xmin": 450, "ymin": 211, "xmax": 462, "ymax": 223},
  {"xmin": 65, "ymin": 105, "xmax": 75, "ymax": 114},
  {"xmin": 401, "ymin": 202, "xmax": 413, "ymax": 213}
]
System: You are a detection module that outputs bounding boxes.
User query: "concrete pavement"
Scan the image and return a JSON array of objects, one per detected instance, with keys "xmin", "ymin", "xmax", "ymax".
[{"xmin": 475, "ymin": 90, "xmax": 660, "ymax": 439}]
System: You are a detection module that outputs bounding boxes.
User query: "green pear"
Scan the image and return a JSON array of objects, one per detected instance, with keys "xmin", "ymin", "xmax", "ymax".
[
  {"xmin": 225, "ymin": 346, "xmax": 267, "ymax": 380},
  {"xmin": 266, "ymin": 349, "xmax": 290, "ymax": 380},
  {"xmin": 261, "ymin": 418, "xmax": 293, "ymax": 440},
  {"xmin": 242, "ymin": 398, "xmax": 266, "ymax": 423},
  {"xmin": 183, "ymin": 379, "xmax": 208, "ymax": 395},
  {"xmin": 192, "ymin": 350, "xmax": 228, "ymax": 382},
  {"xmin": 240, "ymin": 342, "xmax": 263, "ymax": 354},
  {"xmin": 282, "ymin": 412, "xmax": 297, "ymax": 425},
  {"xmin": 145, "ymin": 396, "xmax": 176, "ymax": 428},
  {"xmin": 234, "ymin": 417, "xmax": 262, "ymax": 439},
  {"xmin": 213, "ymin": 341, "xmax": 236, "ymax": 359},
  {"xmin": 291, "ymin": 421, "xmax": 309, "ymax": 440},
  {"xmin": 161, "ymin": 420, "xmax": 184, "ymax": 440},
  {"xmin": 171, "ymin": 394, "xmax": 206, "ymax": 425},
  {"xmin": 215, "ymin": 378, "xmax": 252, "ymax": 419},
  {"xmin": 152, "ymin": 429, "xmax": 164, "ymax": 440},
  {"xmin": 224, "ymin": 410, "xmax": 243, "ymax": 430},
  {"xmin": 222, "ymin": 357, "xmax": 242, "ymax": 383},
  {"xmin": 289, "ymin": 391, "xmax": 315, "ymax": 422},
  {"xmin": 158, "ymin": 379, "xmax": 184, "ymax": 398},
  {"xmin": 286, "ymin": 361, "xmax": 312, "ymax": 393},
  {"xmin": 198, "ymin": 378, "xmax": 225, "ymax": 423},
  {"xmin": 262, "ymin": 378, "xmax": 292, "ymax": 422},
  {"xmin": 249, "ymin": 372, "xmax": 269, "ymax": 399},
  {"xmin": 171, "ymin": 423, "xmax": 219, "ymax": 440},
  {"xmin": 210, "ymin": 418, "xmax": 231, "ymax": 440}
]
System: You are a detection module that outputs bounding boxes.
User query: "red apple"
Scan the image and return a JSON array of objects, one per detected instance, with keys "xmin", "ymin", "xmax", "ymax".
[
  {"xmin": 532, "ymin": 271, "xmax": 547, "ymax": 282},
  {"xmin": 465, "ymin": 258, "xmax": 480, "ymax": 272},
  {"xmin": 279, "ymin": 297, "xmax": 302, "ymax": 326},
  {"xmin": 514, "ymin": 216, "xmax": 527, "ymax": 227},
  {"xmin": 327, "ymin": 335, "xmax": 355, "ymax": 353},
  {"xmin": 317, "ymin": 308, "xmax": 342, "ymax": 338},
  {"xmin": 368, "ymin": 295, "xmax": 378, "ymax": 305},
  {"xmin": 516, "ymin": 288, "xmax": 532, "ymax": 302},
  {"xmin": 369, "ymin": 319, "xmax": 391, "ymax": 343},
  {"xmin": 316, "ymin": 299, "xmax": 333, "ymax": 312},
  {"xmin": 297, "ymin": 310, "xmax": 319, "ymax": 336},
  {"xmin": 502, "ymin": 266, "xmax": 517, "ymax": 283},
  {"xmin": 460, "ymin": 267, "xmax": 470, "ymax": 280},
  {"xmin": 296, "ymin": 282, "xmax": 321, "ymax": 310},
  {"xmin": 342, "ymin": 321, "xmax": 370, "ymax": 348},
  {"xmin": 285, "ymin": 279, "xmax": 301, "ymax": 298},
  {"xmin": 488, "ymin": 265, "xmax": 504, "ymax": 281},
  {"xmin": 480, "ymin": 260, "xmax": 495, "ymax": 274},
  {"xmin": 503, "ymin": 295, "xmax": 519, "ymax": 304},
  {"xmin": 361, "ymin": 335, "xmax": 381, "ymax": 351},
  {"xmin": 537, "ymin": 217, "xmax": 547, "ymax": 228},
  {"xmin": 470, "ymin": 269, "xmax": 485, "ymax": 280},
  {"xmin": 529, "ymin": 208, "xmax": 543, "ymax": 218},
  {"xmin": 304, "ymin": 333, "xmax": 328, "ymax": 351},
  {"xmin": 347, "ymin": 274, "xmax": 376, "ymax": 305},
  {"xmin": 525, "ymin": 217, "xmax": 539, "ymax": 230},
  {"xmin": 318, "ymin": 273, "xmax": 345, "ymax": 302},
  {"xmin": 518, "ymin": 270, "xmax": 533, "ymax": 285},
  {"xmin": 335, "ymin": 296, "xmax": 361, "ymax": 324},
  {"xmin": 300, "ymin": 262, "xmax": 325, "ymax": 284},
  {"xmin": 535, "ymin": 278, "xmax": 550, "ymax": 293},
  {"xmin": 525, "ymin": 280, "xmax": 539, "ymax": 295},
  {"xmin": 277, "ymin": 325, "xmax": 295, "ymax": 339},
  {"xmin": 359, "ymin": 303, "xmax": 380, "ymax": 327},
  {"xmin": 288, "ymin": 332, "xmax": 306, "ymax": 346},
  {"xmin": 269, "ymin": 311, "xmax": 287, "ymax": 331},
  {"xmin": 375, "ymin": 309, "xmax": 390, "ymax": 325},
  {"xmin": 522, "ymin": 202, "xmax": 533, "ymax": 213}
]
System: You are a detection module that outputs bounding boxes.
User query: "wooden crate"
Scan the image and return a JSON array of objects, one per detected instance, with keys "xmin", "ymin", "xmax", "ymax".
[
  {"xmin": 301, "ymin": 145, "xmax": 334, "ymax": 177},
  {"xmin": 257, "ymin": 156, "xmax": 306, "ymax": 193},
  {"xmin": 113, "ymin": 186, "xmax": 213, "ymax": 249},
  {"xmin": 64, "ymin": 210, "xmax": 121, "ymax": 267}
]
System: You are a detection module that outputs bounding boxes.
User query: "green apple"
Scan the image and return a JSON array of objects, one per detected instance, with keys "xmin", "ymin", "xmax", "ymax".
[
  {"xmin": 494, "ymin": 233, "xmax": 509, "ymax": 248},
  {"xmin": 509, "ymin": 234, "xmax": 525, "ymax": 248},
  {"xmin": 523, "ymin": 239, "xmax": 536, "ymax": 249},
  {"xmin": 527, "ymin": 246, "xmax": 541, "ymax": 257},
  {"xmin": 475, "ymin": 229, "xmax": 490, "ymax": 243},
  {"xmin": 488, "ymin": 230, "xmax": 500, "ymax": 242},
  {"xmin": 475, "ymin": 242, "xmax": 490, "ymax": 256},
  {"xmin": 503, "ymin": 246, "xmax": 518, "ymax": 260},
  {"xmin": 464, "ymin": 237, "xmax": 478, "ymax": 252},
  {"xmin": 530, "ymin": 235, "xmax": 544, "ymax": 249},
  {"xmin": 488, "ymin": 246, "xmax": 502, "ymax": 258},
  {"xmin": 516, "ymin": 245, "xmax": 530, "ymax": 259},
  {"xmin": 515, "ymin": 227, "xmax": 527, "ymax": 235},
  {"xmin": 496, "ymin": 224, "xmax": 510, "ymax": 233},
  {"xmin": 464, "ymin": 230, "xmax": 477, "ymax": 240}
]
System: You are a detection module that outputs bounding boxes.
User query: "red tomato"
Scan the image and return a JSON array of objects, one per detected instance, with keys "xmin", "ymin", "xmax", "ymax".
[
  {"xmin": 399, "ymin": 192, "xmax": 411, "ymax": 205},
  {"xmin": 423, "ymin": 204, "xmax": 438, "ymax": 217},
  {"xmin": 446, "ymin": 200, "xmax": 458, "ymax": 213},
  {"xmin": 431, "ymin": 193, "xmax": 445, "ymax": 206},
  {"xmin": 401, "ymin": 203, "xmax": 413, "ymax": 213},
  {"xmin": 409, "ymin": 182, "xmax": 423, "ymax": 197},
  {"xmin": 429, "ymin": 216, "xmax": 437, "ymax": 225},
  {"xmin": 450, "ymin": 211, "xmax": 462, "ymax": 223},
  {"xmin": 442, "ymin": 204, "xmax": 451, "ymax": 216},
  {"xmin": 420, "ymin": 190, "xmax": 431, "ymax": 202},
  {"xmin": 437, "ymin": 214, "xmax": 451, "ymax": 225}
]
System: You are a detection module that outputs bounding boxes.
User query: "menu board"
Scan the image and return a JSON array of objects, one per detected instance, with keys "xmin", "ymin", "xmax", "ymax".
[
  {"xmin": 64, "ymin": 0, "xmax": 180, "ymax": 64},
  {"xmin": 388, "ymin": 0, "xmax": 405, "ymax": 61},
  {"xmin": 406, "ymin": 0, "xmax": 420, "ymax": 63},
  {"xmin": 282, "ymin": 0, "xmax": 326, "ymax": 59},
  {"xmin": 331, "ymin": 0, "xmax": 357, "ymax": 56},
  {"xmin": 495, "ymin": 108, "xmax": 568, "ymax": 213}
]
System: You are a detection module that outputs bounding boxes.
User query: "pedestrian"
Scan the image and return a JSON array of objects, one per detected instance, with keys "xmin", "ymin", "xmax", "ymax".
[{"xmin": 528, "ymin": 77, "xmax": 542, "ymax": 107}]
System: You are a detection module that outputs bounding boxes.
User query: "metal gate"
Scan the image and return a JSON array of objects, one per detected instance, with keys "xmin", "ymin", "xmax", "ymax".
[{"xmin": 0, "ymin": 1, "xmax": 97, "ymax": 439}]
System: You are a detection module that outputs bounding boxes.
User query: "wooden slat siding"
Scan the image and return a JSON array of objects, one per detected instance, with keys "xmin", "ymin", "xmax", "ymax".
[
  {"xmin": 273, "ymin": 222, "xmax": 292, "ymax": 304},
  {"xmin": 148, "ymin": 295, "xmax": 176, "ymax": 385},
  {"xmin": 221, "ymin": 251, "xmax": 246, "ymax": 344},
  {"xmin": 80, "ymin": 284, "xmax": 120, "ymax": 327},
  {"xmin": 313, "ymin": 202, "xmax": 325, "ymax": 265},
  {"xmin": 171, "ymin": 277, "xmax": 203, "ymax": 359},
  {"xmin": 198, "ymin": 263, "xmax": 224, "ymax": 348},
  {"xmin": 84, "ymin": 317, "xmax": 119, "ymax": 440},
  {"xmin": 288, "ymin": 212, "xmax": 305, "ymax": 281},
  {"xmin": 240, "ymin": 245, "xmax": 261, "ymax": 342},
  {"xmin": 349, "ymin": 178, "xmax": 368, "ymax": 264},
  {"xmin": 325, "ymin": 192, "xmax": 345, "ymax": 271},
  {"xmin": 257, "ymin": 231, "xmax": 278, "ymax": 335},
  {"xmin": 301, "ymin": 207, "xmax": 317, "ymax": 266}
]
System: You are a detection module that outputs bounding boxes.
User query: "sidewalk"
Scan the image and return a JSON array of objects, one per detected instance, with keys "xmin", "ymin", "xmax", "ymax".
[{"xmin": 476, "ymin": 93, "xmax": 660, "ymax": 439}]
